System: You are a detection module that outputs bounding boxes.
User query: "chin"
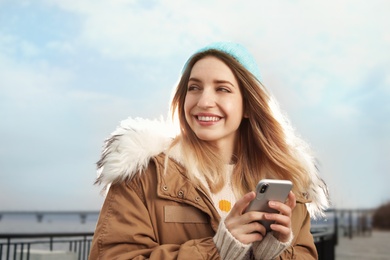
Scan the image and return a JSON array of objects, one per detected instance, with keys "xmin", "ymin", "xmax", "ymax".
[{"xmin": 194, "ymin": 133, "xmax": 216, "ymax": 142}]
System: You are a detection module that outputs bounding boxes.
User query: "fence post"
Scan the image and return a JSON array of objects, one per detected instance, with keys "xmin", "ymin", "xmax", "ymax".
[
  {"xmin": 6, "ymin": 237, "xmax": 10, "ymax": 260},
  {"xmin": 348, "ymin": 210, "xmax": 353, "ymax": 239},
  {"xmin": 334, "ymin": 210, "xmax": 338, "ymax": 246},
  {"xmin": 83, "ymin": 236, "xmax": 87, "ymax": 260},
  {"xmin": 50, "ymin": 236, "xmax": 53, "ymax": 251}
]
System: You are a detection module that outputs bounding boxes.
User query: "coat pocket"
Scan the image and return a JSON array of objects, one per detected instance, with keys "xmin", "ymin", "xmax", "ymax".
[{"xmin": 164, "ymin": 205, "xmax": 208, "ymax": 223}]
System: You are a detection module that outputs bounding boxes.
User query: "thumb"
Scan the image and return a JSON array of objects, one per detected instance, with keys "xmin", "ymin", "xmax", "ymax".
[{"xmin": 230, "ymin": 191, "xmax": 256, "ymax": 216}]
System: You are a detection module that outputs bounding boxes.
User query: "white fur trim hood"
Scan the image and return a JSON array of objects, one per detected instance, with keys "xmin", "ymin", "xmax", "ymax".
[{"xmin": 96, "ymin": 117, "xmax": 329, "ymax": 219}]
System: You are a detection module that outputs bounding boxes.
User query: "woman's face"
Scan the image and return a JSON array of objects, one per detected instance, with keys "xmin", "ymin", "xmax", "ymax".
[{"xmin": 184, "ymin": 56, "xmax": 244, "ymax": 152}]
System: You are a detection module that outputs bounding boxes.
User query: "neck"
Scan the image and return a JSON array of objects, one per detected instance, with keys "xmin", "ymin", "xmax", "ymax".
[{"xmin": 214, "ymin": 139, "xmax": 236, "ymax": 165}]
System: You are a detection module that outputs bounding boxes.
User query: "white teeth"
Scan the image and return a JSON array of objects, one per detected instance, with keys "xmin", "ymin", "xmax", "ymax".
[{"xmin": 197, "ymin": 116, "xmax": 220, "ymax": 122}]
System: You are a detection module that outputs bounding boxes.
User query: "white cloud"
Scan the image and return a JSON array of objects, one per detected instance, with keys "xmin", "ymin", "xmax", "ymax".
[
  {"xmin": 0, "ymin": 54, "xmax": 72, "ymax": 105},
  {"xmin": 43, "ymin": 0, "xmax": 217, "ymax": 59},
  {"xmin": 40, "ymin": 0, "xmax": 390, "ymax": 89}
]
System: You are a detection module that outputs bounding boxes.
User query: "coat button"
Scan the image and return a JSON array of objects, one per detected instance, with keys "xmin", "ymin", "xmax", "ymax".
[
  {"xmin": 162, "ymin": 186, "xmax": 168, "ymax": 191},
  {"xmin": 178, "ymin": 190, "xmax": 184, "ymax": 198},
  {"xmin": 195, "ymin": 196, "xmax": 201, "ymax": 202}
]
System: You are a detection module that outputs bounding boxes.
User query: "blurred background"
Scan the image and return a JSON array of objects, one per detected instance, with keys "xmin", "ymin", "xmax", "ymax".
[{"xmin": 1, "ymin": 0, "xmax": 389, "ymax": 215}]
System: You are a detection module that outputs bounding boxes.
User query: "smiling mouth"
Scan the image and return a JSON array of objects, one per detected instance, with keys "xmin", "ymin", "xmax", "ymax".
[{"xmin": 197, "ymin": 116, "xmax": 221, "ymax": 122}]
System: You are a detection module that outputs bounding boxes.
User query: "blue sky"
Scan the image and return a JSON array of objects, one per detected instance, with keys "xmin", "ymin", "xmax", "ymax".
[{"xmin": 1, "ymin": 0, "xmax": 389, "ymax": 211}]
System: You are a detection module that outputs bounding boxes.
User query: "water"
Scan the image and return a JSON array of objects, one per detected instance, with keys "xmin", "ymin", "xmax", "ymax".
[
  {"xmin": 0, "ymin": 212, "xmax": 99, "ymax": 234},
  {"xmin": 0, "ymin": 210, "xmax": 370, "ymax": 235}
]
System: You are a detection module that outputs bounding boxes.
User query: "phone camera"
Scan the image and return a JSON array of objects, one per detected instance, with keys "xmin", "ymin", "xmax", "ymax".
[{"xmin": 259, "ymin": 183, "xmax": 269, "ymax": 194}]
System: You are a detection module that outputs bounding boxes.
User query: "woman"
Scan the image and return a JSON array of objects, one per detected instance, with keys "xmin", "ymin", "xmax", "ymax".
[{"xmin": 89, "ymin": 42, "xmax": 329, "ymax": 259}]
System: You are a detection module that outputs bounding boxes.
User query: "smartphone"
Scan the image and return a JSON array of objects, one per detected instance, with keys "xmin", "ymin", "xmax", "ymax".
[{"xmin": 245, "ymin": 179, "xmax": 293, "ymax": 231}]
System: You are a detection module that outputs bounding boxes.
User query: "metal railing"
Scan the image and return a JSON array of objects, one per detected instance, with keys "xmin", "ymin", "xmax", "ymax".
[
  {"xmin": 0, "ymin": 208, "xmax": 373, "ymax": 260},
  {"xmin": 1, "ymin": 231, "xmax": 336, "ymax": 260},
  {"xmin": 0, "ymin": 233, "xmax": 93, "ymax": 260}
]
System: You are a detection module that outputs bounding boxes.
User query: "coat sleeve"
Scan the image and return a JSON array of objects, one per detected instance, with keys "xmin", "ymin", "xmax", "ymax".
[
  {"xmin": 89, "ymin": 178, "xmax": 221, "ymax": 260},
  {"xmin": 277, "ymin": 202, "xmax": 318, "ymax": 259}
]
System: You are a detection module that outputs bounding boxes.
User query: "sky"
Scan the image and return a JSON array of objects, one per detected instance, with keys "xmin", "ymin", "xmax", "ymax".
[{"xmin": 0, "ymin": 0, "xmax": 389, "ymax": 211}]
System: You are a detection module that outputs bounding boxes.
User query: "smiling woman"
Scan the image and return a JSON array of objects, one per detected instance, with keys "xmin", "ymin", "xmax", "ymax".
[{"xmin": 89, "ymin": 42, "xmax": 329, "ymax": 259}]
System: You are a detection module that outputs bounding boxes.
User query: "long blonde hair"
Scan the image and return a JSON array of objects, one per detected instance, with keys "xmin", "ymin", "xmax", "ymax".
[{"xmin": 169, "ymin": 49, "xmax": 312, "ymax": 201}]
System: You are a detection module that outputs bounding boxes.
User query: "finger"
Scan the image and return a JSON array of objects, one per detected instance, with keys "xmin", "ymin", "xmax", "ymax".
[
  {"xmin": 226, "ymin": 210, "xmax": 265, "ymax": 232},
  {"xmin": 269, "ymin": 224, "xmax": 292, "ymax": 243},
  {"xmin": 270, "ymin": 223, "xmax": 290, "ymax": 235},
  {"xmin": 268, "ymin": 200, "xmax": 292, "ymax": 217},
  {"xmin": 243, "ymin": 221, "xmax": 267, "ymax": 237},
  {"xmin": 242, "ymin": 209, "xmax": 266, "ymax": 222},
  {"xmin": 266, "ymin": 213, "xmax": 292, "ymax": 242},
  {"xmin": 234, "ymin": 231, "xmax": 265, "ymax": 245},
  {"xmin": 269, "ymin": 191, "xmax": 296, "ymax": 216},
  {"xmin": 229, "ymin": 221, "xmax": 267, "ymax": 244},
  {"xmin": 265, "ymin": 212, "xmax": 290, "ymax": 227},
  {"xmin": 286, "ymin": 191, "xmax": 297, "ymax": 210},
  {"xmin": 230, "ymin": 191, "xmax": 256, "ymax": 216}
]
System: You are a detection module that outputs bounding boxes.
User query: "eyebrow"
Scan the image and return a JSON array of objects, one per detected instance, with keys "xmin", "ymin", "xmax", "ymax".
[{"xmin": 188, "ymin": 77, "xmax": 236, "ymax": 88}]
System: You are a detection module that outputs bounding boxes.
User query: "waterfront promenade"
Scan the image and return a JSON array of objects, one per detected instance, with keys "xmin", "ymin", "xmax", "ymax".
[{"xmin": 336, "ymin": 231, "xmax": 390, "ymax": 260}]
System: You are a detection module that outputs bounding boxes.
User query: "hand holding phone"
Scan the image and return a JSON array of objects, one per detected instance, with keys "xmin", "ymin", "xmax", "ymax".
[{"xmin": 245, "ymin": 179, "xmax": 293, "ymax": 231}]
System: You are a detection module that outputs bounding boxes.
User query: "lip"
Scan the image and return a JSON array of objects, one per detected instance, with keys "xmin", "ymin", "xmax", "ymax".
[{"xmin": 193, "ymin": 113, "xmax": 222, "ymax": 126}]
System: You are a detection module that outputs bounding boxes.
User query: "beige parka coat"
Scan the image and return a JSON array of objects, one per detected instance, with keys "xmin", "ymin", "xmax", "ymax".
[{"xmin": 89, "ymin": 118, "xmax": 329, "ymax": 259}]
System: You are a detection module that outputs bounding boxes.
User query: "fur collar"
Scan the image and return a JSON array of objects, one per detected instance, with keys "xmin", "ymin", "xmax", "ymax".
[
  {"xmin": 96, "ymin": 117, "xmax": 177, "ymax": 186},
  {"xmin": 96, "ymin": 117, "xmax": 329, "ymax": 219}
]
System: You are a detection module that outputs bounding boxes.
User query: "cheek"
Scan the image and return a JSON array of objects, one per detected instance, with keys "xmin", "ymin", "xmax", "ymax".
[
  {"xmin": 183, "ymin": 97, "xmax": 193, "ymax": 119},
  {"xmin": 184, "ymin": 94, "xmax": 197, "ymax": 111},
  {"xmin": 225, "ymin": 98, "xmax": 244, "ymax": 118},
  {"xmin": 183, "ymin": 98, "xmax": 189, "ymax": 115}
]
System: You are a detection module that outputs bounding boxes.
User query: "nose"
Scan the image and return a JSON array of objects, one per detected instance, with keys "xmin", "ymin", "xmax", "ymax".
[{"xmin": 197, "ymin": 89, "xmax": 215, "ymax": 108}]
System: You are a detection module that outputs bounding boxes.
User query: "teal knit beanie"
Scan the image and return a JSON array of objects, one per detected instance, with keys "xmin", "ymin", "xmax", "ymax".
[{"xmin": 183, "ymin": 42, "xmax": 262, "ymax": 82}]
